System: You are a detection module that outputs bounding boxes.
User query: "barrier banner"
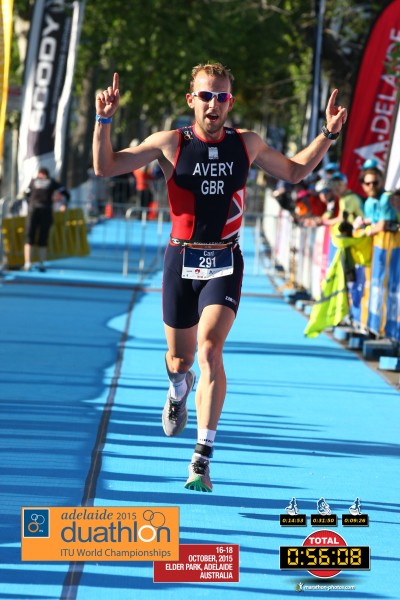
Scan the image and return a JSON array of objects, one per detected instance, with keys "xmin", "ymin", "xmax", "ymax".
[
  {"xmin": 386, "ymin": 247, "xmax": 400, "ymax": 339},
  {"xmin": 349, "ymin": 265, "xmax": 366, "ymax": 322},
  {"xmin": 17, "ymin": 0, "xmax": 86, "ymax": 194},
  {"xmin": 274, "ymin": 210, "xmax": 293, "ymax": 274},
  {"xmin": 340, "ymin": 0, "xmax": 400, "ymax": 196},
  {"xmin": 369, "ymin": 231, "xmax": 400, "ymax": 339},
  {"xmin": 0, "ymin": 0, "xmax": 13, "ymax": 162},
  {"xmin": 368, "ymin": 245, "xmax": 387, "ymax": 335},
  {"xmin": 327, "ymin": 229, "xmax": 373, "ymax": 328},
  {"xmin": 310, "ymin": 225, "xmax": 330, "ymax": 300},
  {"xmin": 1, "ymin": 208, "xmax": 90, "ymax": 268}
]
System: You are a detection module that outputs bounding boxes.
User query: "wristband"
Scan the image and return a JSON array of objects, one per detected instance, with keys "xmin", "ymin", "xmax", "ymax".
[
  {"xmin": 96, "ymin": 114, "xmax": 112, "ymax": 124},
  {"xmin": 321, "ymin": 125, "xmax": 340, "ymax": 140}
]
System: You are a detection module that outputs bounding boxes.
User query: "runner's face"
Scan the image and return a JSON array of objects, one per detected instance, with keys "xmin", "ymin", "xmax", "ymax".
[{"xmin": 186, "ymin": 72, "xmax": 234, "ymax": 140}]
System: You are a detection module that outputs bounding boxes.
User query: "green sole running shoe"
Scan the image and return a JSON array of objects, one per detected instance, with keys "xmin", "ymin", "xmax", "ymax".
[
  {"xmin": 162, "ymin": 370, "xmax": 196, "ymax": 437},
  {"xmin": 184, "ymin": 458, "xmax": 212, "ymax": 493}
]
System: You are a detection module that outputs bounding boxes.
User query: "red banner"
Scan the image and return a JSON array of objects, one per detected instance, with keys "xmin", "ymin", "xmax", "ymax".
[
  {"xmin": 340, "ymin": 0, "xmax": 400, "ymax": 196},
  {"xmin": 153, "ymin": 544, "xmax": 240, "ymax": 583}
]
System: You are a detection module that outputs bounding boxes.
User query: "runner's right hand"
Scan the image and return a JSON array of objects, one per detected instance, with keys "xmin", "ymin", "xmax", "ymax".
[{"xmin": 96, "ymin": 72, "xmax": 120, "ymax": 119}]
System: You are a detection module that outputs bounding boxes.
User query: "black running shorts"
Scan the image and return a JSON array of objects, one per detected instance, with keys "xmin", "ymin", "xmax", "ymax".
[
  {"xmin": 162, "ymin": 243, "xmax": 244, "ymax": 329},
  {"xmin": 25, "ymin": 207, "xmax": 53, "ymax": 247}
]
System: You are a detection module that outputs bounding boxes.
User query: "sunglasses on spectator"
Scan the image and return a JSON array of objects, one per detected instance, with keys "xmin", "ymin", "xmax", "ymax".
[
  {"xmin": 191, "ymin": 91, "xmax": 233, "ymax": 103},
  {"xmin": 363, "ymin": 180, "xmax": 380, "ymax": 186}
]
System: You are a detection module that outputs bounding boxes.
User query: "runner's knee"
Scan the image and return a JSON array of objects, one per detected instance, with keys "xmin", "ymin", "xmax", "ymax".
[
  {"xmin": 166, "ymin": 352, "xmax": 195, "ymax": 375},
  {"xmin": 197, "ymin": 339, "xmax": 224, "ymax": 374}
]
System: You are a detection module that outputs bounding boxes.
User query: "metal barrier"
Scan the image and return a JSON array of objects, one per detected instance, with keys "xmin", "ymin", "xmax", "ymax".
[
  {"xmin": 1, "ymin": 177, "xmax": 269, "ymax": 276},
  {"xmin": 85, "ymin": 203, "xmax": 271, "ymax": 278},
  {"xmin": 123, "ymin": 206, "xmax": 170, "ymax": 276}
]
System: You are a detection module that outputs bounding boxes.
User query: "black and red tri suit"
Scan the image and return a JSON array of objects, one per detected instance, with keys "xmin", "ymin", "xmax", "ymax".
[{"xmin": 162, "ymin": 125, "xmax": 250, "ymax": 328}]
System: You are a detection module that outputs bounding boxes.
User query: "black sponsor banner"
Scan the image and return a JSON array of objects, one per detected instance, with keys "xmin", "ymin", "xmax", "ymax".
[{"xmin": 18, "ymin": 1, "xmax": 85, "ymax": 193}]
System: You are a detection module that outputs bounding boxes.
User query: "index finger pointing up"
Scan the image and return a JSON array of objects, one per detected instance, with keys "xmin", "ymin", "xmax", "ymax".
[
  {"xmin": 113, "ymin": 72, "xmax": 119, "ymax": 92},
  {"xmin": 327, "ymin": 89, "xmax": 338, "ymax": 113}
]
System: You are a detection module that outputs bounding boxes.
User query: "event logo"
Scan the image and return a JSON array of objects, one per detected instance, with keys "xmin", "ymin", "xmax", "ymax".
[
  {"xmin": 21, "ymin": 506, "xmax": 179, "ymax": 561},
  {"xmin": 23, "ymin": 509, "xmax": 50, "ymax": 538},
  {"xmin": 208, "ymin": 147, "xmax": 219, "ymax": 160}
]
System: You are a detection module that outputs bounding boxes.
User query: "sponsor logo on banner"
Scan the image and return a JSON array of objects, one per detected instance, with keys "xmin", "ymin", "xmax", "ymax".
[
  {"xmin": 21, "ymin": 506, "xmax": 179, "ymax": 561},
  {"xmin": 23, "ymin": 509, "xmax": 50, "ymax": 538}
]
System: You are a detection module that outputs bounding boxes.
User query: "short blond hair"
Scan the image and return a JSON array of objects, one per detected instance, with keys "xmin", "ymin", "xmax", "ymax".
[{"xmin": 190, "ymin": 62, "xmax": 234, "ymax": 91}]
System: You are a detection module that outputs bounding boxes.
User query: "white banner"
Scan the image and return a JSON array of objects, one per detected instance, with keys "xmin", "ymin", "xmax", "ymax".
[{"xmin": 385, "ymin": 99, "xmax": 400, "ymax": 191}]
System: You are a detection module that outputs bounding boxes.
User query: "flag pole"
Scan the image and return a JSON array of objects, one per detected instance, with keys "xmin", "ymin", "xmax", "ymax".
[{"xmin": 308, "ymin": 0, "xmax": 326, "ymax": 145}]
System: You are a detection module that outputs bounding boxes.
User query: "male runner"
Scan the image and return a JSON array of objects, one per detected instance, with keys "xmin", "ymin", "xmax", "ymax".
[{"xmin": 93, "ymin": 62, "xmax": 347, "ymax": 492}]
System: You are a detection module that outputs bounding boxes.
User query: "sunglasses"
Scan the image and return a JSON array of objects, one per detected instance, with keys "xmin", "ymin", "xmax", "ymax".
[
  {"xmin": 191, "ymin": 91, "xmax": 233, "ymax": 103},
  {"xmin": 363, "ymin": 180, "xmax": 380, "ymax": 186}
]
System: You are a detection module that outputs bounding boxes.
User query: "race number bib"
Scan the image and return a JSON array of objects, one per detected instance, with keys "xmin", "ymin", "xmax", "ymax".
[{"xmin": 181, "ymin": 247, "xmax": 233, "ymax": 280}]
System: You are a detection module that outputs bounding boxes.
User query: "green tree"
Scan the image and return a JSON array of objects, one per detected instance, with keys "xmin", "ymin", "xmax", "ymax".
[{"xmin": 8, "ymin": 0, "xmax": 394, "ymax": 188}]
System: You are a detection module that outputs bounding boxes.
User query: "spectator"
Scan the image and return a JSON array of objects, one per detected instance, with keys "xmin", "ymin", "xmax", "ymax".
[
  {"xmin": 133, "ymin": 165, "xmax": 155, "ymax": 208},
  {"xmin": 389, "ymin": 188, "xmax": 400, "ymax": 214},
  {"xmin": 23, "ymin": 167, "xmax": 65, "ymax": 272},
  {"xmin": 353, "ymin": 168, "xmax": 398, "ymax": 236},
  {"xmin": 53, "ymin": 184, "xmax": 70, "ymax": 212},
  {"xmin": 306, "ymin": 179, "xmax": 339, "ymax": 227},
  {"xmin": 295, "ymin": 189, "xmax": 312, "ymax": 218},
  {"xmin": 309, "ymin": 181, "xmax": 329, "ymax": 218},
  {"xmin": 272, "ymin": 179, "xmax": 296, "ymax": 214},
  {"xmin": 361, "ymin": 158, "xmax": 379, "ymax": 171},
  {"xmin": 329, "ymin": 171, "xmax": 364, "ymax": 225},
  {"xmin": 323, "ymin": 162, "xmax": 339, "ymax": 179}
]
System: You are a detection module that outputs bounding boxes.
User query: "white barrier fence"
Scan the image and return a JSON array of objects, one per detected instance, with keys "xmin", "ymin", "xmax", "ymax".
[{"xmin": 262, "ymin": 189, "xmax": 330, "ymax": 299}]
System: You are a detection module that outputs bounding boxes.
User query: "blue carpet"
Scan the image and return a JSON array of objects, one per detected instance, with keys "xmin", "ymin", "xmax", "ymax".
[{"xmin": 0, "ymin": 219, "xmax": 398, "ymax": 599}]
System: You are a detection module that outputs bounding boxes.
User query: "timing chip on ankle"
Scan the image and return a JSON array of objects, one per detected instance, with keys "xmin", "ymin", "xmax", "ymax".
[{"xmin": 195, "ymin": 443, "xmax": 213, "ymax": 457}]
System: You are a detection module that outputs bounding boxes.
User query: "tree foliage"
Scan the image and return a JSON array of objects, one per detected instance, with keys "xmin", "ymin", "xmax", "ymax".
[{"xmin": 9, "ymin": 0, "xmax": 395, "ymax": 185}]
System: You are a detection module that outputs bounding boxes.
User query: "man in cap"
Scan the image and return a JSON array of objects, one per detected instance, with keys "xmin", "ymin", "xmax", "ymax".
[{"xmin": 330, "ymin": 172, "xmax": 364, "ymax": 225}]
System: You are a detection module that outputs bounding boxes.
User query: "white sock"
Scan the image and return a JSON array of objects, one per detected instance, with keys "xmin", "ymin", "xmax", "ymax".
[
  {"xmin": 192, "ymin": 429, "xmax": 216, "ymax": 464},
  {"xmin": 198, "ymin": 429, "xmax": 216, "ymax": 447},
  {"xmin": 168, "ymin": 378, "xmax": 187, "ymax": 401}
]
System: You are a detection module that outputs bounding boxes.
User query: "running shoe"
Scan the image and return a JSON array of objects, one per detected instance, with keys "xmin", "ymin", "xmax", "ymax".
[
  {"xmin": 162, "ymin": 370, "xmax": 196, "ymax": 437},
  {"xmin": 184, "ymin": 458, "xmax": 212, "ymax": 493}
]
